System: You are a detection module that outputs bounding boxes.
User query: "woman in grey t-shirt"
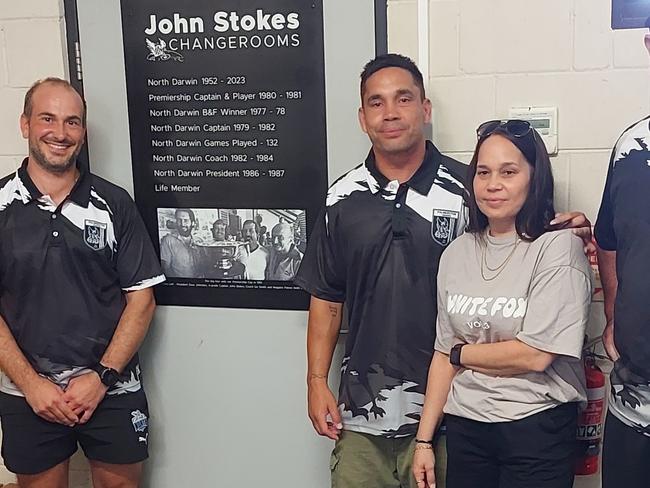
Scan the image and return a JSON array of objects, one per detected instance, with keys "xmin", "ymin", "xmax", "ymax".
[{"xmin": 413, "ymin": 120, "xmax": 592, "ymax": 488}]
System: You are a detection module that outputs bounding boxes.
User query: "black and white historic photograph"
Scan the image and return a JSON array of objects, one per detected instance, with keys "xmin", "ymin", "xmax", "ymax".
[{"xmin": 158, "ymin": 208, "xmax": 306, "ymax": 281}]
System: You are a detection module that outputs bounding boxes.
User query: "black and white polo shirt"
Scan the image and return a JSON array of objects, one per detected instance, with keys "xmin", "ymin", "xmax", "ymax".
[
  {"xmin": 595, "ymin": 116, "xmax": 650, "ymax": 435},
  {"xmin": 295, "ymin": 141, "xmax": 467, "ymax": 437},
  {"xmin": 0, "ymin": 159, "xmax": 165, "ymax": 396}
]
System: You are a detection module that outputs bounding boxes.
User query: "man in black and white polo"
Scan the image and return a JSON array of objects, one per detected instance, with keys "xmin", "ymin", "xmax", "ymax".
[
  {"xmin": 296, "ymin": 53, "xmax": 590, "ymax": 488},
  {"xmin": 0, "ymin": 78, "xmax": 164, "ymax": 486},
  {"xmin": 595, "ymin": 30, "xmax": 650, "ymax": 488},
  {"xmin": 296, "ymin": 53, "xmax": 465, "ymax": 488}
]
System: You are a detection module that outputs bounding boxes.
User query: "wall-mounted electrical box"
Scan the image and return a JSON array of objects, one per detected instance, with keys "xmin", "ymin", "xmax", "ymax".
[{"xmin": 508, "ymin": 106, "xmax": 558, "ymax": 155}]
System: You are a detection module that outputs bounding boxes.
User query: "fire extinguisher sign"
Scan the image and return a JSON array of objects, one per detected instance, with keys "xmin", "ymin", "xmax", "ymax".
[{"xmin": 577, "ymin": 388, "xmax": 605, "ymax": 439}]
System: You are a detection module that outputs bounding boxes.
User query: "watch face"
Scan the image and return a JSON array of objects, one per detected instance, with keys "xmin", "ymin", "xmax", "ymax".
[{"xmin": 101, "ymin": 368, "xmax": 120, "ymax": 387}]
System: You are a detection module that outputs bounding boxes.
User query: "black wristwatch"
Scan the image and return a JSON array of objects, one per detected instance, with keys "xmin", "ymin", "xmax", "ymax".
[
  {"xmin": 449, "ymin": 343, "xmax": 465, "ymax": 367},
  {"xmin": 91, "ymin": 363, "xmax": 120, "ymax": 388}
]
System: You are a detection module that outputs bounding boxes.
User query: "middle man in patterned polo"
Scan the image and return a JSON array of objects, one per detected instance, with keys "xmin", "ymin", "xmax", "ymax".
[{"xmin": 296, "ymin": 53, "xmax": 464, "ymax": 488}]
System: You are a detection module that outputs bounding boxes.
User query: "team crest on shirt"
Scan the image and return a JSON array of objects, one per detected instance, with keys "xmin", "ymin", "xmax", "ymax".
[
  {"xmin": 431, "ymin": 209, "xmax": 459, "ymax": 246},
  {"xmin": 131, "ymin": 410, "xmax": 148, "ymax": 432},
  {"xmin": 84, "ymin": 219, "xmax": 107, "ymax": 251}
]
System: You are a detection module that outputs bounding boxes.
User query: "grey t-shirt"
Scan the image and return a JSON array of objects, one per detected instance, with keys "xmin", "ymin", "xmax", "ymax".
[{"xmin": 435, "ymin": 229, "xmax": 592, "ymax": 422}]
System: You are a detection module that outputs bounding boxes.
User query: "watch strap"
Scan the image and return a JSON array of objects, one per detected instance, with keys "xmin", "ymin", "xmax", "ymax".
[
  {"xmin": 92, "ymin": 363, "xmax": 120, "ymax": 387},
  {"xmin": 449, "ymin": 343, "xmax": 465, "ymax": 367}
]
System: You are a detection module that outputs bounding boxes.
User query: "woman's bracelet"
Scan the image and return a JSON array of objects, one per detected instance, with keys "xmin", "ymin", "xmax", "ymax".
[
  {"xmin": 415, "ymin": 438, "xmax": 433, "ymax": 445},
  {"xmin": 308, "ymin": 373, "xmax": 328, "ymax": 382},
  {"xmin": 414, "ymin": 444, "xmax": 433, "ymax": 451}
]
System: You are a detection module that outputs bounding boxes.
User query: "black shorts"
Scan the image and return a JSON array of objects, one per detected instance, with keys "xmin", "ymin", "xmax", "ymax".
[
  {"xmin": 446, "ymin": 403, "xmax": 578, "ymax": 488},
  {"xmin": 602, "ymin": 412, "xmax": 650, "ymax": 488},
  {"xmin": 0, "ymin": 389, "xmax": 149, "ymax": 475}
]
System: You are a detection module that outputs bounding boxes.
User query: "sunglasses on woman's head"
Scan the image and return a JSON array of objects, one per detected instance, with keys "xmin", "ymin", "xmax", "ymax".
[{"xmin": 476, "ymin": 119, "xmax": 532, "ymax": 140}]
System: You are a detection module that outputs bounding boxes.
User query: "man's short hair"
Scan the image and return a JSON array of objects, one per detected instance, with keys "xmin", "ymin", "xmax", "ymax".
[
  {"xmin": 242, "ymin": 219, "xmax": 260, "ymax": 234},
  {"xmin": 175, "ymin": 208, "xmax": 196, "ymax": 223},
  {"xmin": 272, "ymin": 222, "xmax": 293, "ymax": 237},
  {"xmin": 23, "ymin": 77, "xmax": 87, "ymax": 126},
  {"xmin": 360, "ymin": 53, "xmax": 426, "ymax": 101}
]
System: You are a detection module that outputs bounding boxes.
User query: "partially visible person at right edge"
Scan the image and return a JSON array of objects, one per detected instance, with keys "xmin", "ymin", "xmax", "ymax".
[
  {"xmin": 595, "ymin": 29, "xmax": 650, "ymax": 488},
  {"xmin": 413, "ymin": 120, "xmax": 592, "ymax": 488}
]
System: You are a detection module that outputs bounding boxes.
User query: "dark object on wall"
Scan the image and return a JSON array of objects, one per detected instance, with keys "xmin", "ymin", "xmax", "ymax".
[
  {"xmin": 612, "ymin": 0, "xmax": 650, "ymax": 29},
  {"xmin": 374, "ymin": 0, "xmax": 387, "ymax": 55}
]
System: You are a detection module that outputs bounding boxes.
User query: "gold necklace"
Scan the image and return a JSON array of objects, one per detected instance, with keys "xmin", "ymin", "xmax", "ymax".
[{"xmin": 480, "ymin": 234, "xmax": 520, "ymax": 281}]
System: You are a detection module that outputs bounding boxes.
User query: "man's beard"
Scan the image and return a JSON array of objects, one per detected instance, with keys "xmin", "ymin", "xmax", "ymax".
[
  {"xmin": 177, "ymin": 226, "xmax": 192, "ymax": 237},
  {"xmin": 30, "ymin": 140, "xmax": 80, "ymax": 175}
]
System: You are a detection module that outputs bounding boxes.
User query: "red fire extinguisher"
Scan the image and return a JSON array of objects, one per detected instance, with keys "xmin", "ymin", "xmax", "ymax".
[{"xmin": 575, "ymin": 355, "xmax": 606, "ymax": 476}]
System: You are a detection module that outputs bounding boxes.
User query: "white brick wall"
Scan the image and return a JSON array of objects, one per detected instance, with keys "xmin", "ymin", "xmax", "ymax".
[
  {"xmin": 574, "ymin": 0, "xmax": 612, "ymax": 70},
  {"xmin": 0, "ymin": 1, "xmax": 91, "ymax": 486},
  {"xmin": 462, "ymin": 0, "xmax": 574, "ymax": 74},
  {"xmin": 429, "ymin": 1, "xmax": 460, "ymax": 77},
  {"xmin": 0, "ymin": 0, "xmax": 62, "ymax": 19},
  {"xmin": 0, "ymin": 0, "xmax": 67, "ymax": 175},
  {"xmin": 388, "ymin": 0, "xmax": 650, "ymax": 218},
  {"xmin": 4, "ymin": 19, "xmax": 67, "ymax": 87}
]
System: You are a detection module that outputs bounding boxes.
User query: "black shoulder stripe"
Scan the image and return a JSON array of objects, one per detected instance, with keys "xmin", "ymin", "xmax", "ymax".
[
  {"xmin": 440, "ymin": 155, "xmax": 469, "ymax": 188},
  {"xmin": 434, "ymin": 176, "xmax": 465, "ymax": 197},
  {"xmin": 88, "ymin": 192, "xmax": 111, "ymax": 215}
]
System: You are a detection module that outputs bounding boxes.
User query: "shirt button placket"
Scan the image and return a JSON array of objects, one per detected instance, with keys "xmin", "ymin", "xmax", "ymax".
[
  {"xmin": 392, "ymin": 185, "xmax": 408, "ymax": 238},
  {"xmin": 51, "ymin": 212, "xmax": 60, "ymax": 241}
]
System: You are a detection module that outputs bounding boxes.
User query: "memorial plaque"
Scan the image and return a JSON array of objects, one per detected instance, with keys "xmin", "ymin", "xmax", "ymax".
[{"xmin": 120, "ymin": 0, "xmax": 327, "ymax": 309}]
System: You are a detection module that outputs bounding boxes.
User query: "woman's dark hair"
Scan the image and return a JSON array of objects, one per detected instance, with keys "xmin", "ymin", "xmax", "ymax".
[{"xmin": 466, "ymin": 128, "xmax": 555, "ymax": 241}]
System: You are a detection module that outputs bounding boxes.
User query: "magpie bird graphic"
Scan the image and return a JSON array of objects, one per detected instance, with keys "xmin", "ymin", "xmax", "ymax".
[{"xmin": 145, "ymin": 38, "xmax": 183, "ymax": 62}]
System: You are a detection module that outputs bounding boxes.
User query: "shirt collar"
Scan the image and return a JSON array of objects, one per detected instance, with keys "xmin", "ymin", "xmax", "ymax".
[
  {"xmin": 17, "ymin": 158, "xmax": 91, "ymax": 207},
  {"xmin": 364, "ymin": 140, "xmax": 442, "ymax": 195}
]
